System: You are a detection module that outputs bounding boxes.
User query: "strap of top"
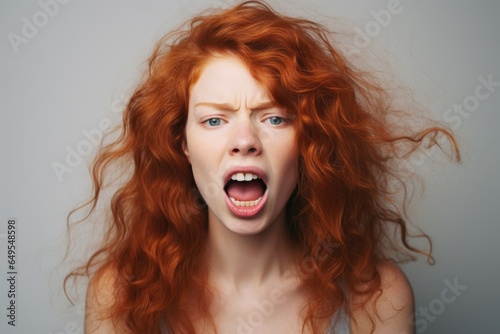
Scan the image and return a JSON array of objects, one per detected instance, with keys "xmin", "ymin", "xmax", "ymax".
[{"xmin": 327, "ymin": 308, "xmax": 351, "ymax": 333}]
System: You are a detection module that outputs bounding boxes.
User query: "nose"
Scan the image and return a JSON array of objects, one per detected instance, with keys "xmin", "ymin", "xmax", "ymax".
[{"xmin": 229, "ymin": 120, "xmax": 262, "ymax": 156}]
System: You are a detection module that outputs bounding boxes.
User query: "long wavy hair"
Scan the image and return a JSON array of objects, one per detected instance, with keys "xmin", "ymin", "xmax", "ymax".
[{"xmin": 66, "ymin": 1, "xmax": 459, "ymax": 333}]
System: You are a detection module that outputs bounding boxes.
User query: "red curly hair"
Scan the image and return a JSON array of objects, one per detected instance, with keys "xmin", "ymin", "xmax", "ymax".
[{"xmin": 66, "ymin": 1, "xmax": 459, "ymax": 333}]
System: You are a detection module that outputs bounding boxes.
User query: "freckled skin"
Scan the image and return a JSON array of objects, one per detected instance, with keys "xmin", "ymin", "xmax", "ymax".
[{"xmin": 184, "ymin": 55, "xmax": 299, "ymax": 236}]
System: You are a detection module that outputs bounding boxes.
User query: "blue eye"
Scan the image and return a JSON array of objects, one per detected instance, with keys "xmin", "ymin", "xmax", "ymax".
[
  {"xmin": 268, "ymin": 116, "xmax": 284, "ymax": 125},
  {"xmin": 206, "ymin": 118, "xmax": 223, "ymax": 126}
]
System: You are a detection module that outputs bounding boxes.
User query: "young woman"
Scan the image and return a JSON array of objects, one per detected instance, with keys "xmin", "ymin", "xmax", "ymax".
[{"xmin": 67, "ymin": 1, "xmax": 459, "ymax": 333}]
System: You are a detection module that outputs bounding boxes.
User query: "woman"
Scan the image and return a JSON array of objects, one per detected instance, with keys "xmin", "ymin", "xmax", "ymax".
[{"xmin": 67, "ymin": 1, "xmax": 459, "ymax": 333}]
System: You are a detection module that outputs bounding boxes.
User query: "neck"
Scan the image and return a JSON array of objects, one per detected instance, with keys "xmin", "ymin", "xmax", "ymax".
[{"xmin": 204, "ymin": 211, "xmax": 297, "ymax": 293}]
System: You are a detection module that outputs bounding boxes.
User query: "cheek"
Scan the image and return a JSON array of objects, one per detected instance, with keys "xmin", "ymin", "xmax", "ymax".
[
  {"xmin": 286, "ymin": 155, "xmax": 300, "ymax": 184},
  {"xmin": 190, "ymin": 162, "xmax": 212, "ymax": 201},
  {"xmin": 287, "ymin": 151, "xmax": 300, "ymax": 186},
  {"xmin": 184, "ymin": 125, "xmax": 206, "ymax": 167},
  {"xmin": 189, "ymin": 150, "xmax": 209, "ymax": 183},
  {"xmin": 188, "ymin": 149, "xmax": 225, "ymax": 201},
  {"xmin": 278, "ymin": 136, "xmax": 299, "ymax": 172},
  {"xmin": 276, "ymin": 147, "xmax": 300, "ymax": 188}
]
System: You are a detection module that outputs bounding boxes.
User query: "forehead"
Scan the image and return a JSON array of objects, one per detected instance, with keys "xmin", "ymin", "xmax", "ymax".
[{"xmin": 189, "ymin": 55, "xmax": 272, "ymax": 105}]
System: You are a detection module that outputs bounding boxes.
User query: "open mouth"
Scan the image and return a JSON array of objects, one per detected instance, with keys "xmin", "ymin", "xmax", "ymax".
[{"xmin": 224, "ymin": 172, "xmax": 267, "ymax": 207}]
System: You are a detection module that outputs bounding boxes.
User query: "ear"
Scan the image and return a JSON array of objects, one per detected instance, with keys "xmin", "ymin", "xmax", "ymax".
[{"xmin": 182, "ymin": 138, "xmax": 190, "ymax": 163}]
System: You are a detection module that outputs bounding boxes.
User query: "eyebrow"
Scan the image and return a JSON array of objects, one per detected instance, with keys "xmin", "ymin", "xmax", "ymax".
[{"xmin": 194, "ymin": 101, "xmax": 278, "ymax": 111}]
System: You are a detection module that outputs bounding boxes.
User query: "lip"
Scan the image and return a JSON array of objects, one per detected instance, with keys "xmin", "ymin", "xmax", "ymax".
[
  {"xmin": 222, "ymin": 166, "xmax": 268, "ymax": 218},
  {"xmin": 224, "ymin": 189, "xmax": 268, "ymax": 218}
]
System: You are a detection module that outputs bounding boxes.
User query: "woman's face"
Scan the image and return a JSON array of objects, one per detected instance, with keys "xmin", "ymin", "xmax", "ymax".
[{"xmin": 184, "ymin": 55, "xmax": 299, "ymax": 235}]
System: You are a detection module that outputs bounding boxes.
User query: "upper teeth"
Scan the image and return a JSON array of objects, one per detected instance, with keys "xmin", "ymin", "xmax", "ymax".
[{"xmin": 230, "ymin": 172, "xmax": 260, "ymax": 181}]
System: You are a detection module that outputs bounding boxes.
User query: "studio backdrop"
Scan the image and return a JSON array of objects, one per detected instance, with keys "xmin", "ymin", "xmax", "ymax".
[{"xmin": 1, "ymin": 0, "xmax": 499, "ymax": 333}]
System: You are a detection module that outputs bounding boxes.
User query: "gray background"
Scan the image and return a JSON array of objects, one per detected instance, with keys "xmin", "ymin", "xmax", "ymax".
[{"xmin": 1, "ymin": 0, "xmax": 499, "ymax": 333}]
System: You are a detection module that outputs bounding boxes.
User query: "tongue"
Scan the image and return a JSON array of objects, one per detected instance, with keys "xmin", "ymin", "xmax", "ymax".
[{"xmin": 226, "ymin": 180, "xmax": 265, "ymax": 201}]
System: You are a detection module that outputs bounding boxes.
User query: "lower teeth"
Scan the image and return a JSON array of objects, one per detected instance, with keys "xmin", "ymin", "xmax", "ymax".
[{"xmin": 230, "ymin": 196, "xmax": 263, "ymax": 207}]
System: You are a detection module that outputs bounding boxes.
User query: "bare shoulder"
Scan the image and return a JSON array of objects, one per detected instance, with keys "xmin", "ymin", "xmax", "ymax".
[
  {"xmin": 350, "ymin": 260, "xmax": 414, "ymax": 334},
  {"xmin": 85, "ymin": 266, "xmax": 132, "ymax": 334}
]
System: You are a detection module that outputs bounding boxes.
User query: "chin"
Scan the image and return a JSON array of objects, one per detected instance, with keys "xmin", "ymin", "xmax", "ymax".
[
  {"xmin": 209, "ymin": 208, "xmax": 274, "ymax": 236},
  {"xmin": 227, "ymin": 222, "xmax": 270, "ymax": 236}
]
